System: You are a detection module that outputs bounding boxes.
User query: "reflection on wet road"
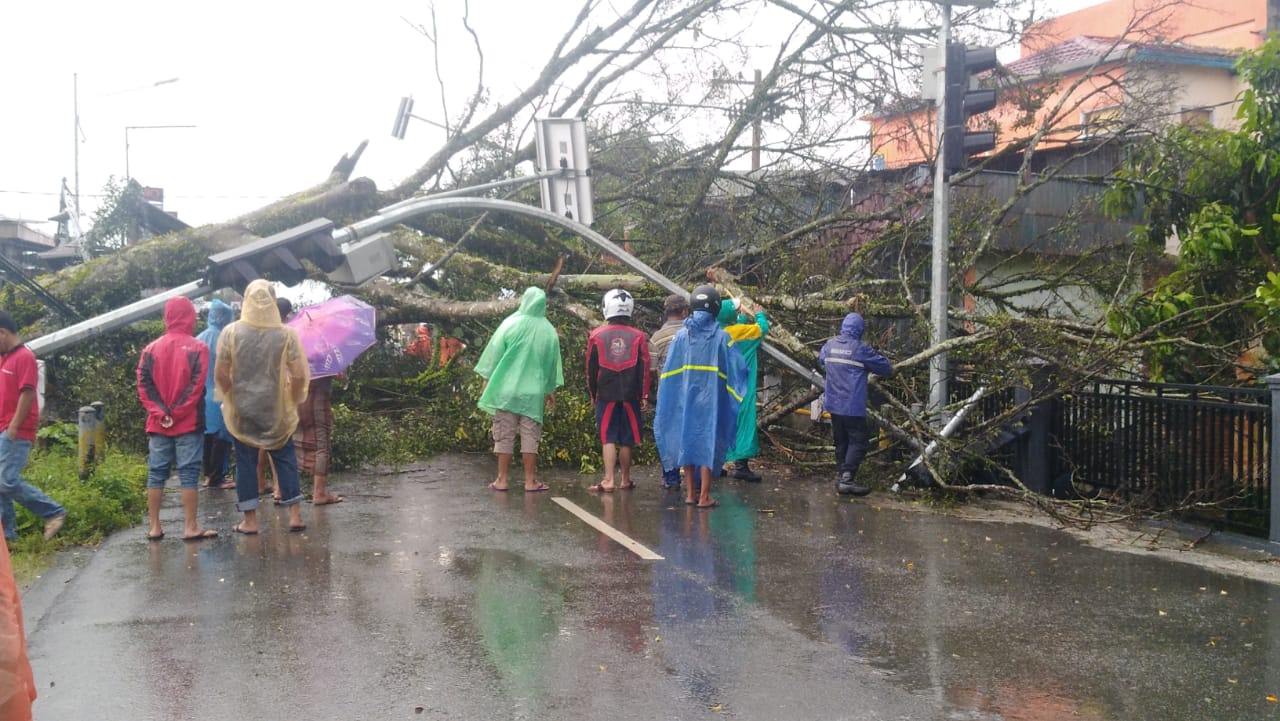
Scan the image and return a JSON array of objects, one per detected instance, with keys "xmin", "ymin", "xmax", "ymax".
[{"xmin": 21, "ymin": 454, "xmax": 1280, "ymax": 720}]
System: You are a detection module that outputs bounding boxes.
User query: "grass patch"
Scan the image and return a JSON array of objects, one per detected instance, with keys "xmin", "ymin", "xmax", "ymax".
[{"xmin": 8, "ymin": 429, "xmax": 148, "ymax": 584}]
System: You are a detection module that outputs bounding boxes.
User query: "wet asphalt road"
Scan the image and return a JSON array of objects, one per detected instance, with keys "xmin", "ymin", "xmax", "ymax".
[{"xmin": 19, "ymin": 453, "xmax": 1280, "ymax": 720}]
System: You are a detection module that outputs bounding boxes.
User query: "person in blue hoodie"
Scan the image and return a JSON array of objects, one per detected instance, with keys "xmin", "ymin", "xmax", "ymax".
[
  {"xmin": 654, "ymin": 285, "xmax": 747, "ymax": 509},
  {"xmin": 196, "ymin": 299, "xmax": 235, "ymax": 490},
  {"xmin": 818, "ymin": 312, "xmax": 893, "ymax": 496}
]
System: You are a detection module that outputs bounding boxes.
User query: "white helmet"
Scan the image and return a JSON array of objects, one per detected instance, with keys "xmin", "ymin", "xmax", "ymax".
[{"xmin": 602, "ymin": 288, "xmax": 634, "ymax": 319}]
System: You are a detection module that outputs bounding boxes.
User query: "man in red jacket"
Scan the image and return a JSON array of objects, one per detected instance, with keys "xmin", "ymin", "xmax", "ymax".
[
  {"xmin": 137, "ymin": 297, "xmax": 216, "ymax": 541},
  {"xmin": 586, "ymin": 289, "xmax": 650, "ymax": 492}
]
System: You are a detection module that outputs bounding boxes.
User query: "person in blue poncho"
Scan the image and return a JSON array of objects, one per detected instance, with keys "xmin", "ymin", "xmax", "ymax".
[
  {"xmin": 819, "ymin": 312, "xmax": 893, "ymax": 496},
  {"xmin": 654, "ymin": 285, "xmax": 747, "ymax": 509},
  {"xmin": 196, "ymin": 299, "xmax": 235, "ymax": 490},
  {"xmin": 475, "ymin": 287, "xmax": 564, "ymax": 493}
]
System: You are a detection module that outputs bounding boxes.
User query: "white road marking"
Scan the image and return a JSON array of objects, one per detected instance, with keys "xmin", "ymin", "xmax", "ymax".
[{"xmin": 551, "ymin": 497, "xmax": 664, "ymax": 560}]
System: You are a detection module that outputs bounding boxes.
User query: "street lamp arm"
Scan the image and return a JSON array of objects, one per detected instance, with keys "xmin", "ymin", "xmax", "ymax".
[{"xmin": 124, "ymin": 125, "xmax": 197, "ymax": 180}]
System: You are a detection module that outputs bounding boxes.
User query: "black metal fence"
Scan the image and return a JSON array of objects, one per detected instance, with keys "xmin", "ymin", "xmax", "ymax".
[{"xmin": 1047, "ymin": 380, "xmax": 1271, "ymax": 536}]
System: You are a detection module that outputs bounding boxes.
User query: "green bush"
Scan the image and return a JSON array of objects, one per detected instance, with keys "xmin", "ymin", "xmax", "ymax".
[{"xmin": 7, "ymin": 444, "xmax": 148, "ymax": 554}]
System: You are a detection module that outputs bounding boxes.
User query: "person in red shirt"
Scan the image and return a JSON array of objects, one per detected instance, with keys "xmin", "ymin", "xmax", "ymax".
[
  {"xmin": 585, "ymin": 289, "xmax": 650, "ymax": 493},
  {"xmin": 0, "ymin": 312, "xmax": 65, "ymax": 543},
  {"xmin": 137, "ymin": 297, "xmax": 216, "ymax": 541}
]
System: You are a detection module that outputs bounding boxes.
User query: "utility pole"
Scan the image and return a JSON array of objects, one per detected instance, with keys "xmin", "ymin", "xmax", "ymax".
[
  {"xmin": 751, "ymin": 68, "xmax": 762, "ymax": 171},
  {"xmin": 929, "ymin": 5, "xmax": 952, "ymax": 423},
  {"xmin": 927, "ymin": 0, "xmax": 996, "ymax": 425},
  {"xmin": 73, "ymin": 73, "xmax": 80, "ymax": 215}
]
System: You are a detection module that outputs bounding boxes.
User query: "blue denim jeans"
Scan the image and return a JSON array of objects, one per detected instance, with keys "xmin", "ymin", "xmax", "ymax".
[
  {"xmin": 147, "ymin": 431, "xmax": 204, "ymax": 489},
  {"xmin": 232, "ymin": 438, "xmax": 302, "ymax": 511},
  {"xmin": 0, "ymin": 435, "xmax": 66, "ymax": 541}
]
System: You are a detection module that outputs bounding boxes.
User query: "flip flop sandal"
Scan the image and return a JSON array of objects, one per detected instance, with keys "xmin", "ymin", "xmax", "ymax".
[
  {"xmin": 182, "ymin": 529, "xmax": 218, "ymax": 541},
  {"xmin": 488, "ymin": 482, "xmax": 509, "ymax": 492},
  {"xmin": 233, "ymin": 523, "xmax": 258, "ymax": 536}
]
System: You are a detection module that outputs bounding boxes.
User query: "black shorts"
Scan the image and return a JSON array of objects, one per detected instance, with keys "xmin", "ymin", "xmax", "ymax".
[{"xmin": 595, "ymin": 400, "xmax": 642, "ymax": 447}]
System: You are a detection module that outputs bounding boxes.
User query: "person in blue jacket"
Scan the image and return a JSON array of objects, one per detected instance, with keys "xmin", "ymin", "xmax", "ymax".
[
  {"xmin": 818, "ymin": 312, "xmax": 893, "ymax": 496},
  {"xmin": 654, "ymin": 285, "xmax": 747, "ymax": 509},
  {"xmin": 196, "ymin": 299, "xmax": 235, "ymax": 489}
]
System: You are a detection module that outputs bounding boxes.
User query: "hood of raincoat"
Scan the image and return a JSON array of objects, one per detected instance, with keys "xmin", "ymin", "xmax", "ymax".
[
  {"xmin": 242, "ymin": 280, "xmax": 283, "ymax": 328},
  {"xmin": 840, "ymin": 312, "xmax": 865, "ymax": 340},
  {"xmin": 716, "ymin": 299, "xmax": 738, "ymax": 326},
  {"xmin": 517, "ymin": 286, "xmax": 547, "ymax": 317},
  {"xmin": 474, "ymin": 287, "xmax": 564, "ymax": 423},
  {"xmin": 207, "ymin": 298, "xmax": 233, "ymax": 329},
  {"xmin": 164, "ymin": 297, "xmax": 196, "ymax": 336},
  {"xmin": 215, "ymin": 279, "xmax": 310, "ymax": 448}
]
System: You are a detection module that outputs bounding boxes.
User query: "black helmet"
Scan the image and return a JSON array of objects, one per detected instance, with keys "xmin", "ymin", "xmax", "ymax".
[{"xmin": 690, "ymin": 284, "xmax": 721, "ymax": 314}]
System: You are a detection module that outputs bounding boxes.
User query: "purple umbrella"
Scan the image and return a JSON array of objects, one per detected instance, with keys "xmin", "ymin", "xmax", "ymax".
[{"xmin": 287, "ymin": 295, "xmax": 377, "ymax": 378}]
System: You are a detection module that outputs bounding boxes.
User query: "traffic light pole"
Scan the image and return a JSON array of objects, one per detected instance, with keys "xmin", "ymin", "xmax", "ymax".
[{"xmin": 929, "ymin": 4, "xmax": 952, "ymax": 425}]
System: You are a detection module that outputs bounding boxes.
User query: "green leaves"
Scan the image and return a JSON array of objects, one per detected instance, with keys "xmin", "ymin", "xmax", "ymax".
[{"xmin": 1104, "ymin": 36, "xmax": 1280, "ymax": 383}]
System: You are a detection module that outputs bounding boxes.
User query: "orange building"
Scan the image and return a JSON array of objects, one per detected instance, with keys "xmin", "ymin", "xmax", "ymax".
[{"xmin": 869, "ymin": 0, "xmax": 1272, "ymax": 170}]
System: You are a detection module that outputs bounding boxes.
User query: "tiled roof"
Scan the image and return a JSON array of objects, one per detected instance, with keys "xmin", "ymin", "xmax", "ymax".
[
  {"xmin": 1004, "ymin": 35, "xmax": 1237, "ymax": 78},
  {"xmin": 1005, "ymin": 36, "xmax": 1128, "ymax": 76}
]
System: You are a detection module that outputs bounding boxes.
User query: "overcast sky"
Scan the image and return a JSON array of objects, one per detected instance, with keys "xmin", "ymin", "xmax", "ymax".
[{"xmin": 0, "ymin": 0, "xmax": 1103, "ymax": 230}]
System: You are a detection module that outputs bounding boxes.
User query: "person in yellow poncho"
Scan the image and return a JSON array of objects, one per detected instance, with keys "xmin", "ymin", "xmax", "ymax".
[
  {"xmin": 215, "ymin": 279, "xmax": 310, "ymax": 534},
  {"xmin": 475, "ymin": 287, "xmax": 564, "ymax": 493}
]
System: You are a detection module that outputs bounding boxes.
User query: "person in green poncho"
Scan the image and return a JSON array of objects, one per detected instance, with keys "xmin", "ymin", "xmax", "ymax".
[
  {"xmin": 475, "ymin": 287, "xmax": 564, "ymax": 492},
  {"xmin": 717, "ymin": 298, "xmax": 769, "ymax": 482}
]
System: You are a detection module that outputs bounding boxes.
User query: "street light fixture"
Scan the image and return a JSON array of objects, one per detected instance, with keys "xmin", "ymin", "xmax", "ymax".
[
  {"xmin": 124, "ymin": 124, "xmax": 196, "ymax": 181},
  {"xmin": 73, "ymin": 74, "xmax": 182, "ymax": 213}
]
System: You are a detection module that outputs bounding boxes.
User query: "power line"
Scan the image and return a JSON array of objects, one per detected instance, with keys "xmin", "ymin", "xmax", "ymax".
[{"xmin": 0, "ymin": 189, "xmax": 285, "ymax": 201}]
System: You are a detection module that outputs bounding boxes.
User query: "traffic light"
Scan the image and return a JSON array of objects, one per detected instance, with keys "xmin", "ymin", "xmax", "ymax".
[
  {"xmin": 391, "ymin": 97, "xmax": 415, "ymax": 140},
  {"xmin": 943, "ymin": 43, "xmax": 999, "ymax": 174},
  {"xmin": 534, "ymin": 117, "xmax": 594, "ymax": 226},
  {"xmin": 205, "ymin": 218, "xmax": 345, "ymax": 289}
]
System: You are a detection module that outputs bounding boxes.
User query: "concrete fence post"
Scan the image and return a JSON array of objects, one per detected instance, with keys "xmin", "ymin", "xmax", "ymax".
[
  {"xmin": 1267, "ymin": 374, "xmax": 1280, "ymax": 544},
  {"xmin": 77, "ymin": 401, "xmax": 105, "ymax": 481}
]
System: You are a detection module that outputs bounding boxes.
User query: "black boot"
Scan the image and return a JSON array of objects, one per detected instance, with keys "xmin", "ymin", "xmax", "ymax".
[
  {"xmin": 732, "ymin": 459, "xmax": 763, "ymax": 483},
  {"xmin": 836, "ymin": 470, "xmax": 870, "ymax": 496}
]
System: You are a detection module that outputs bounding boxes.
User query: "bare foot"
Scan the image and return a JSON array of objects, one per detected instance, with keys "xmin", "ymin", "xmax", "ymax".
[
  {"xmin": 43, "ymin": 514, "xmax": 66, "ymax": 541},
  {"xmin": 312, "ymin": 493, "xmax": 345, "ymax": 505}
]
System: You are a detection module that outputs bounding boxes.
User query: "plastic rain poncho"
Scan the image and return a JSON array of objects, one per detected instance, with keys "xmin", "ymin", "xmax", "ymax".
[
  {"xmin": 215, "ymin": 280, "xmax": 310, "ymax": 449},
  {"xmin": 196, "ymin": 298, "xmax": 233, "ymax": 437},
  {"xmin": 0, "ymin": 537, "xmax": 34, "ymax": 721},
  {"xmin": 475, "ymin": 287, "xmax": 564, "ymax": 424},
  {"xmin": 717, "ymin": 300, "xmax": 769, "ymax": 461},
  {"xmin": 654, "ymin": 310, "xmax": 747, "ymax": 472}
]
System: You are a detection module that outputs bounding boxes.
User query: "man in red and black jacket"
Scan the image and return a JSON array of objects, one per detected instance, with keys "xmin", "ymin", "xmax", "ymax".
[
  {"xmin": 586, "ymin": 289, "xmax": 650, "ymax": 493},
  {"xmin": 137, "ymin": 297, "xmax": 216, "ymax": 541}
]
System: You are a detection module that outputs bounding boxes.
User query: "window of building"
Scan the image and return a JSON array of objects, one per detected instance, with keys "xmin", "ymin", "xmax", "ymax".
[
  {"xmin": 1081, "ymin": 105, "xmax": 1123, "ymax": 138},
  {"xmin": 1180, "ymin": 106, "xmax": 1212, "ymax": 126}
]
